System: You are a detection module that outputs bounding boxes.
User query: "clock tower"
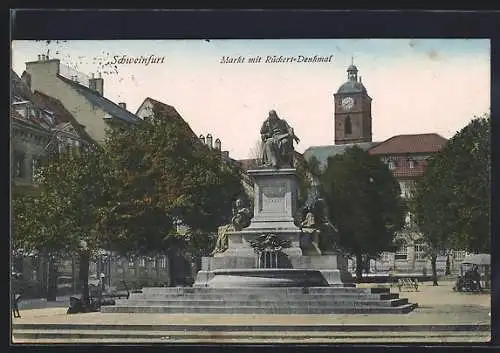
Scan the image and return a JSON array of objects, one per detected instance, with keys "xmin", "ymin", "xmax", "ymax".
[{"xmin": 333, "ymin": 64, "xmax": 373, "ymax": 145}]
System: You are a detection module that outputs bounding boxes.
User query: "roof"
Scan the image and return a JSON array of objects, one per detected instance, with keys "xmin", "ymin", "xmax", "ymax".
[
  {"xmin": 57, "ymin": 75, "xmax": 140, "ymax": 124},
  {"xmin": 303, "ymin": 142, "xmax": 378, "ymax": 169},
  {"xmin": 11, "ymin": 69, "xmax": 33, "ymax": 100},
  {"xmin": 32, "ymin": 91, "xmax": 95, "ymax": 144},
  {"xmin": 138, "ymin": 97, "xmax": 200, "ymax": 140},
  {"xmin": 368, "ymin": 133, "xmax": 447, "ymax": 155},
  {"xmin": 337, "ymin": 80, "xmax": 367, "ymax": 94}
]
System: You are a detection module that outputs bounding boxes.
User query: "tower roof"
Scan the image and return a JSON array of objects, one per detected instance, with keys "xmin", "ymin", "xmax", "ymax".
[
  {"xmin": 347, "ymin": 64, "xmax": 358, "ymax": 72},
  {"xmin": 337, "ymin": 80, "xmax": 367, "ymax": 94},
  {"xmin": 336, "ymin": 64, "xmax": 367, "ymax": 94}
]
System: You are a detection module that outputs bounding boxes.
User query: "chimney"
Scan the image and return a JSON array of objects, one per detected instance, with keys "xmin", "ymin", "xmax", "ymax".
[
  {"xmin": 359, "ymin": 76, "xmax": 362, "ymax": 83},
  {"xmin": 88, "ymin": 75, "xmax": 104, "ymax": 95},
  {"xmin": 206, "ymin": 134, "xmax": 213, "ymax": 148},
  {"xmin": 21, "ymin": 72, "xmax": 32, "ymax": 90},
  {"xmin": 119, "ymin": 102, "xmax": 127, "ymax": 110},
  {"xmin": 214, "ymin": 138, "xmax": 221, "ymax": 151}
]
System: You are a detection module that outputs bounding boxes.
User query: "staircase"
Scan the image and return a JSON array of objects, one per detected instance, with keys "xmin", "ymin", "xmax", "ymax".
[
  {"xmin": 12, "ymin": 323, "xmax": 490, "ymax": 343},
  {"xmin": 100, "ymin": 286, "xmax": 417, "ymax": 314}
]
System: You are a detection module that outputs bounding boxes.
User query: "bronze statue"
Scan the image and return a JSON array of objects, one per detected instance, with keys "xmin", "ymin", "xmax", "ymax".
[
  {"xmin": 212, "ymin": 198, "xmax": 252, "ymax": 255},
  {"xmin": 231, "ymin": 198, "xmax": 252, "ymax": 231},
  {"xmin": 260, "ymin": 110, "xmax": 300, "ymax": 168},
  {"xmin": 299, "ymin": 207, "xmax": 322, "ymax": 255},
  {"xmin": 298, "ymin": 198, "xmax": 340, "ymax": 254}
]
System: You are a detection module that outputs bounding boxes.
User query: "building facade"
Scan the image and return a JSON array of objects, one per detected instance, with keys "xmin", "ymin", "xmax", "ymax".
[
  {"xmin": 21, "ymin": 54, "xmax": 140, "ymax": 144},
  {"xmin": 11, "ymin": 69, "xmax": 97, "ymax": 297},
  {"xmin": 304, "ymin": 64, "xmax": 467, "ymax": 274}
]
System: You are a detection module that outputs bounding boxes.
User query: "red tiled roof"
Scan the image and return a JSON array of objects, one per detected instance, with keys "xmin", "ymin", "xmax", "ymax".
[
  {"xmin": 369, "ymin": 133, "xmax": 447, "ymax": 155},
  {"xmin": 141, "ymin": 97, "xmax": 199, "ymax": 141}
]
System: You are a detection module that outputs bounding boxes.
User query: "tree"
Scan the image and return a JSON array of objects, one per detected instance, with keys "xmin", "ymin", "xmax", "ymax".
[
  {"xmin": 319, "ymin": 146, "xmax": 405, "ymax": 282},
  {"xmin": 412, "ymin": 115, "xmax": 490, "ymax": 284},
  {"xmin": 100, "ymin": 103, "xmax": 245, "ymax": 257},
  {"xmin": 12, "ymin": 149, "xmax": 109, "ymax": 305}
]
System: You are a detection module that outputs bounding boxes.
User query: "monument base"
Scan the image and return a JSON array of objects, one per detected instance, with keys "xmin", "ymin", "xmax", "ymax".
[
  {"xmin": 199, "ymin": 269, "xmax": 329, "ymax": 288},
  {"xmin": 193, "ymin": 254, "xmax": 353, "ymax": 287}
]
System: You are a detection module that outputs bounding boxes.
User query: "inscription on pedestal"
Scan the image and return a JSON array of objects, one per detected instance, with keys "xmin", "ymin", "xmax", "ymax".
[{"xmin": 260, "ymin": 182, "xmax": 287, "ymax": 213}]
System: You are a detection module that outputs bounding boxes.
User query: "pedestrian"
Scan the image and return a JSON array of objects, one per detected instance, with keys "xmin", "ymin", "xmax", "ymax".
[
  {"xmin": 12, "ymin": 272, "xmax": 22, "ymax": 318},
  {"xmin": 471, "ymin": 265, "xmax": 482, "ymax": 291}
]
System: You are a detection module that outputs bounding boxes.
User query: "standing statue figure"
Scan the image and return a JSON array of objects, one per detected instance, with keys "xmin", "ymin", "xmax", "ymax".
[
  {"xmin": 260, "ymin": 110, "xmax": 300, "ymax": 168},
  {"xmin": 314, "ymin": 198, "xmax": 340, "ymax": 252},
  {"xmin": 297, "ymin": 198, "xmax": 340, "ymax": 254},
  {"xmin": 212, "ymin": 198, "xmax": 252, "ymax": 255}
]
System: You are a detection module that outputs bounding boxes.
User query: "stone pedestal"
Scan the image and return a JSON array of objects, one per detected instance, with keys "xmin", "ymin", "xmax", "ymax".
[
  {"xmin": 193, "ymin": 167, "xmax": 353, "ymax": 288},
  {"xmin": 221, "ymin": 168, "xmax": 303, "ymax": 258}
]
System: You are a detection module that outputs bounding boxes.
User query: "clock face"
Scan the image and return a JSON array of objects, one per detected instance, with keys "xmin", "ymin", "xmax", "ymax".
[{"xmin": 341, "ymin": 97, "xmax": 354, "ymax": 110}]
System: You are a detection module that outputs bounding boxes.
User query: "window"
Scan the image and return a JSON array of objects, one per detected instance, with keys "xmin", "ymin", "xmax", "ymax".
[
  {"xmin": 151, "ymin": 257, "xmax": 157, "ymax": 268},
  {"xmin": 409, "ymin": 159, "xmax": 415, "ymax": 169},
  {"xmin": 399, "ymin": 181, "xmax": 412, "ymax": 198},
  {"xmin": 345, "ymin": 116, "xmax": 352, "ymax": 135},
  {"xmin": 405, "ymin": 212, "xmax": 415, "ymax": 226},
  {"xmin": 415, "ymin": 243, "xmax": 427, "ymax": 261},
  {"xmin": 138, "ymin": 257, "xmax": 146, "ymax": 268},
  {"xmin": 379, "ymin": 252, "xmax": 393, "ymax": 262},
  {"xmin": 128, "ymin": 258, "xmax": 135, "ymax": 268},
  {"xmin": 14, "ymin": 152, "xmax": 25, "ymax": 178},
  {"xmin": 159, "ymin": 255, "xmax": 167, "ymax": 269},
  {"xmin": 453, "ymin": 250, "xmax": 468, "ymax": 262},
  {"xmin": 395, "ymin": 245, "xmax": 408, "ymax": 260}
]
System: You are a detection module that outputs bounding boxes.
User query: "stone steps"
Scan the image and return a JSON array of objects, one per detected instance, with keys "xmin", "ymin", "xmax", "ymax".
[
  {"xmin": 128, "ymin": 293, "xmax": 400, "ymax": 300},
  {"xmin": 105, "ymin": 286, "xmax": 416, "ymax": 314},
  {"xmin": 139, "ymin": 286, "xmax": 390, "ymax": 295},
  {"xmin": 115, "ymin": 298, "xmax": 408, "ymax": 307},
  {"xmin": 101, "ymin": 303, "xmax": 417, "ymax": 314},
  {"xmin": 12, "ymin": 325, "xmax": 490, "ymax": 343}
]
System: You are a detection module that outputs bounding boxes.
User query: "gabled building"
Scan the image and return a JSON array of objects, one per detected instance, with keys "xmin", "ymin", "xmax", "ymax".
[
  {"xmin": 368, "ymin": 133, "xmax": 447, "ymax": 200},
  {"xmin": 137, "ymin": 97, "xmax": 254, "ymax": 201},
  {"xmin": 21, "ymin": 54, "xmax": 140, "ymax": 145},
  {"xmin": 11, "ymin": 69, "xmax": 94, "ymax": 195}
]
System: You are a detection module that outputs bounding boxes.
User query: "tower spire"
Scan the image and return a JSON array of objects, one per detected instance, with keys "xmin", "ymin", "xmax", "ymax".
[{"xmin": 351, "ymin": 56, "xmax": 354, "ymax": 65}]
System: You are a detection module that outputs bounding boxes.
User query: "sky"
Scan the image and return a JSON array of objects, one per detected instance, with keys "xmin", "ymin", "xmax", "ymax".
[{"xmin": 11, "ymin": 39, "xmax": 490, "ymax": 160}]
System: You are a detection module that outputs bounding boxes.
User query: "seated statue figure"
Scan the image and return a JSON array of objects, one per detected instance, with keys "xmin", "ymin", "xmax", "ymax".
[
  {"xmin": 299, "ymin": 206, "xmax": 322, "ymax": 256},
  {"xmin": 212, "ymin": 198, "xmax": 252, "ymax": 255},
  {"xmin": 260, "ymin": 110, "xmax": 300, "ymax": 169}
]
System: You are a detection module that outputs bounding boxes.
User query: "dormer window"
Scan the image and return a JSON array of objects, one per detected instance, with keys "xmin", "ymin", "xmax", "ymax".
[{"xmin": 388, "ymin": 160, "xmax": 396, "ymax": 170}]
